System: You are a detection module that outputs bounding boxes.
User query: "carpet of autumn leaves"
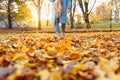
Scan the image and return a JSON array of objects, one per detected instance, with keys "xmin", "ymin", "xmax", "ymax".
[{"xmin": 0, "ymin": 32, "xmax": 120, "ymax": 80}]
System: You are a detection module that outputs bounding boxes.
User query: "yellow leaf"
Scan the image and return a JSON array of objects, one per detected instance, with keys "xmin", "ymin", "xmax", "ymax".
[
  {"xmin": 13, "ymin": 53, "xmax": 20, "ymax": 60},
  {"xmin": 27, "ymin": 63, "xmax": 36, "ymax": 68},
  {"xmin": 21, "ymin": 45, "xmax": 29, "ymax": 53},
  {"xmin": 38, "ymin": 69, "xmax": 50, "ymax": 80},
  {"xmin": 99, "ymin": 57, "xmax": 109, "ymax": 66},
  {"xmin": 112, "ymin": 46, "xmax": 118, "ymax": 52},
  {"xmin": 72, "ymin": 64, "xmax": 88, "ymax": 75},
  {"xmin": 51, "ymin": 73, "xmax": 62, "ymax": 80},
  {"xmin": 13, "ymin": 43, "xmax": 19, "ymax": 48},
  {"xmin": 111, "ymin": 74, "xmax": 120, "ymax": 80},
  {"xmin": 58, "ymin": 38, "xmax": 72, "ymax": 52}
]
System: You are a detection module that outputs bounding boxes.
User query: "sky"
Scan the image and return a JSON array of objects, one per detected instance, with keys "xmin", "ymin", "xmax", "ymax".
[{"xmin": 92, "ymin": 0, "xmax": 109, "ymax": 11}]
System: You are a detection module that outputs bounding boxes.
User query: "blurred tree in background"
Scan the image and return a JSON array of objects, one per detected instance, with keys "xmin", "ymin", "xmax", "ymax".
[
  {"xmin": 95, "ymin": 3, "xmax": 110, "ymax": 23},
  {"xmin": 110, "ymin": 0, "xmax": 120, "ymax": 22},
  {"xmin": 0, "ymin": 0, "xmax": 33, "ymax": 29},
  {"xmin": 0, "ymin": 0, "xmax": 119, "ymax": 29},
  {"xmin": 78, "ymin": 0, "xmax": 97, "ymax": 28}
]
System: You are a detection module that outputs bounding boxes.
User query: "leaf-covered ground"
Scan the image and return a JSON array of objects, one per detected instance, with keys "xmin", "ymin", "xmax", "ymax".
[{"xmin": 0, "ymin": 32, "xmax": 120, "ymax": 80}]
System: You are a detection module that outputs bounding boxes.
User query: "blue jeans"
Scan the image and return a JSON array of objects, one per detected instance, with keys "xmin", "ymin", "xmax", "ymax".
[{"xmin": 55, "ymin": 18, "xmax": 66, "ymax": 35}]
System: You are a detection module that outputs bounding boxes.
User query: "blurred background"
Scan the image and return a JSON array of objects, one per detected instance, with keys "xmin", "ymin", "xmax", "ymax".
[{"xmin": 0, "ymin": 0, "xmax": 119, "ymax": 30}]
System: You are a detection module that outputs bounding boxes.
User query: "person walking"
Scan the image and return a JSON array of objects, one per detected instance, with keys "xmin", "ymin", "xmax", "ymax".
[{"xmin": 50, "ymin": 0, "xmax": 71, "ymax": 39}]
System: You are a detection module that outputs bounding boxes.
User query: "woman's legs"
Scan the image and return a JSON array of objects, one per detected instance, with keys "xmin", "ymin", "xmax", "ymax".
[
  {"xmin": 55, "ymin": 18, "xmax": 60, "ymax": 39},
  {"xmin": 55, "ymin": 18, "xmax": 66, "ymax": 39},
  {"xmin": 61, "ymin": 23, "xmax": 66, "ymax": 38}
]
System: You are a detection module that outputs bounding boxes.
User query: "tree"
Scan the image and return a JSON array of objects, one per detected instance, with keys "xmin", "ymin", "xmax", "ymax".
[
  {"xmin": 96, "ymin": 3, "xmax": 110, "ymax": 22},
  {"xmin": 89, "ymin": 12, "xmax": 100, "ymax": 24},
  {"xmin": 13, "ymin": 3, "xmax": 33, "ymax": 27},
  {"xmin": 7, "ymin": 0, "xmax": 12, "ymax": 29},
  {"xmin": 44, "ymin": 1, "xmax": 50, "ymax": 26},
  {"xmin": 0, "ymin": 0, "xmax": 13, "ymax": 29},
  {"xmin": 70, "ymin": 0, "xmax": 76, "ymax": 29},
  {"xmin": 0, "ymin": 2, "xmax": 8, "ymax": 27},
  {"xmin": 110, "ymin": 0, "xmax": 120, "ymax": 22},
  {"xmin": 0, "ymin": 0, "xmax": 17, "ymax": 29},
  {"xmin": 32, "ymin": 0, "xmax": 44, "ymax": 30},
  {"xmin": 78, "ymin": 0, "xmax": 97, "ymax": 28},
  {"xmin": 0, "ymin": 0, "xmax": 33, "ymax": 28},
  {"xmin": 0, "ymin": 0, "xmax": 20, "ymax": 29}
]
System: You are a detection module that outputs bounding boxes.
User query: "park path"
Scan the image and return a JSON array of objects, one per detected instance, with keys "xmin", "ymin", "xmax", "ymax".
[{"xmin": 0, "ymin": 27, "xmax": 120, "ymax": 34}]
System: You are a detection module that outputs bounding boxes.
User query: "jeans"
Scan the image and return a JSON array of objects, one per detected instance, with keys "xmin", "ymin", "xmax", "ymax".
[{"xmin": 55, "ymin": 18, "xmax": 66, "ymax": 35}]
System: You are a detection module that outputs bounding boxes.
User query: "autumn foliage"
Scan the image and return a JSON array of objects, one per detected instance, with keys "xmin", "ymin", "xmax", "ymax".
[{"xmin": 0, "ymin": 32, "xmax": 120, "ymax": 80}]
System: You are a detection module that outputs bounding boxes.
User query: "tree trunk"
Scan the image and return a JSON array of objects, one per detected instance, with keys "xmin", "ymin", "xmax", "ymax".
[
  {"xmin": 8, "ymin": 0, "xmax": 12, "ymax": 29},
  {"xmin": 84, "ymin": 2, "xmax": 90, "ymax": 29},
  {"xmin": 78, "ymin": 0, "xmax": 96, "ymax": 29},
  {"xmin": 3, "ymin": 20, "xmax": 8, "ymax": 28},
  {"xmin": 38, "ymin": 0, "xmax": 41, "ymax": 30},
  {"xmin": 46, "ymin": 20, "xmax": 49, "ymax": 26},
  {"xmin": 84, "ymin": 13, "xmax": 91, "ymax": 28},
  {"xmin": 70, "ymin": 12, "xmax": 74, "ymax": 29},
  {"xmin": 70, "ymin": 0, "xmax": 76, "ymax": 29},
  {"xmin": 70, "ymin": 0, "xmax": 73, "ymax": 28}
]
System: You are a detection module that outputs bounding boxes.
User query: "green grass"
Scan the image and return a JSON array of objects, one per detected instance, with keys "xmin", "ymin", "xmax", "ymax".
[
  {"xmin": 91, "ymin": 22, "xmax": 120, "ymax": 28},
  {"xmin": 0, "ymin": 34, "xmax": 7, "ymax": 36}
]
